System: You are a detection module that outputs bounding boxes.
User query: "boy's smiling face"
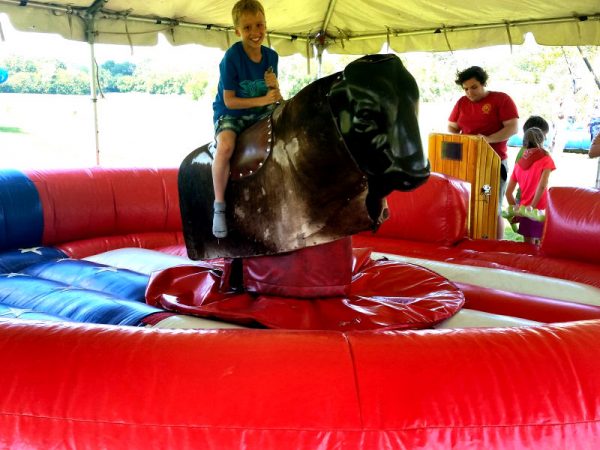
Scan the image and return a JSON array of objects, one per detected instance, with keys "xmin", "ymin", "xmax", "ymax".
[{"xmin": 235, "ymin": 11, "xmax": 267, "ymax": 51}]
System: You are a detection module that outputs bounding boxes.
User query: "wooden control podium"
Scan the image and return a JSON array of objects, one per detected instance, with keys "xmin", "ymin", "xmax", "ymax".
[{"xmin": 428, "ymin": 133, "xmax": 501, "ymax": 239}]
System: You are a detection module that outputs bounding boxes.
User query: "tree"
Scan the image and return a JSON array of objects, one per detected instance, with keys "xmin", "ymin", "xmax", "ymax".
[
  {"xmin": 101, "ymin": 60, "xmax": 136, "ymax": 77},
  {"xmin": 184, "ymin": 73, "xmax": 209, "ymax": 100}
]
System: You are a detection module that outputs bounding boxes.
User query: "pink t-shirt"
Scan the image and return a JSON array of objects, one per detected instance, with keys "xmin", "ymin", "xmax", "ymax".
[
  {"xmin": 448, "ymin": 91, "xmax": 519, "ymax": 160},
  {"xmin": 511, "ymin": 152, "xmax": 556, "ymax": 210}
]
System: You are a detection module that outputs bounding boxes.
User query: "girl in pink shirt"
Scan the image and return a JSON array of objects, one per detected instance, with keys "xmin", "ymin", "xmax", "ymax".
[{"xmin": 506, "ymin": 127, "xmax": 556, "ymax": 244}]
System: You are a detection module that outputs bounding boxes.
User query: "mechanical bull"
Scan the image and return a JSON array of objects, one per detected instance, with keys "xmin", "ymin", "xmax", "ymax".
[{"xmin": 179, "ymin": 54, "xmax": 430, "ymax": 259}]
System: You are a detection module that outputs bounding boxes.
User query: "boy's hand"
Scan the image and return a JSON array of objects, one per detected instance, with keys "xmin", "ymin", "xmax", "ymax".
[
  {"xmin": 265, "ymin": 88, "xmax": 283, "ymax": 104},
  {"xmin": 264, "ymin": 67, "xmax": 279, "ymax": 90}
]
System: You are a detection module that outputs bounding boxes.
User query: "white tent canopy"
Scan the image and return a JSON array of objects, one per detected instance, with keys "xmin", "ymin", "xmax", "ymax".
[{"xmin": 0, "ymin": 0, "xmax": 599, "ymax": 57}]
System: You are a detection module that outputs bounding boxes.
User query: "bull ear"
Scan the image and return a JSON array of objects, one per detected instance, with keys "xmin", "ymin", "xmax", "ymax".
[
  {"xmin": 327, "ymin": 77, "xmax": 349, "ymax": 109},
  {"xmin": 328, "ymin": 76, "xmax": 352, "ymax": 135}
]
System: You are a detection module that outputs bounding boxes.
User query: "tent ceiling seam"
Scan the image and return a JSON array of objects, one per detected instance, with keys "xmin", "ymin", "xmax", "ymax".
[
  {"xmin": 0, "ymin": 0, "xmax": 598, "ymax": 46},
  {"xmin": 321, "ymin": 0, "xmax": 337, "ymax": 36}
]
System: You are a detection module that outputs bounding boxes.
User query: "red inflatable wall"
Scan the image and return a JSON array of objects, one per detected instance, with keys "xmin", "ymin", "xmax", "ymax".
[
  {"xmin": 541, "ymin": 187, "xmax": 600, "ymax": 265},
  {"xmin": 366, "ymin": 172, "xmax": 469, "ymax": 245},
  {"xmin": 26, "ymin": 168, "xmax": 183, "ymax": 258},
  {"xmin": 1, "ymin": 319, "xmax": 599, "ymax": 448}
]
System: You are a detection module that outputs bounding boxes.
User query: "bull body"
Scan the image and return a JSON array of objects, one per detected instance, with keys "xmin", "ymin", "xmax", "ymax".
[{"xmin": 179, "ymin": 54, "xmax": 429, "ymax": 259}]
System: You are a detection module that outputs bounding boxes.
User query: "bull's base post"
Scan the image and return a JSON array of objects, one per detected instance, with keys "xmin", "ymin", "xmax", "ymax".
[{"xmin": 237, "ymin": 237, "xmax": 354, "ymax": 298}]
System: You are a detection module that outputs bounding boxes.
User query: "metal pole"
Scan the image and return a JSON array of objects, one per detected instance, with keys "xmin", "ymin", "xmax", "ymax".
[
  {"xmin": 89, "ymin": 41, "xmax": 100, "ymax": 166},
  {"xmin": 83, "ymin": 0, "xmax": 107, "ymax": 166},
  {"xmin": 317, "ymin": 46, "xmax": 323, "ymax": 78}
]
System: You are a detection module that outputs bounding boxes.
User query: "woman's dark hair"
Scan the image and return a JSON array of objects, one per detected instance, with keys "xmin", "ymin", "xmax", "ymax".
[
  {"xmin": 523, "ymin": 115, "xmax": 549, "ymax": 135},
  {"xmin": 455, "ymin": 66, "xmax": 488, "ymax": 86}
]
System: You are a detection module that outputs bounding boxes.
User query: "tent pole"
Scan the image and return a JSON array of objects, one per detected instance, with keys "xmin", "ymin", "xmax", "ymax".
[
  {"xmin": 317, "ymin": 47, "xmax": 323, "ymax": 78},
  {"xmin": 83, "ymin": 0, "xmax": 107, "ymax": 166},
  {"xmin": 315, "ymin": 32, "xmax": 326, "ymax": 78},
  {"xmin": 89, "ymin": 41, "xmax": 100, "ymax": 166}
]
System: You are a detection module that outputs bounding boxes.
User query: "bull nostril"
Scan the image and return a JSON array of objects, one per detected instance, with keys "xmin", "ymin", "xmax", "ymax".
[
  {"xmin": 371, "ymin": 134, "xmax": 387, "ymax": 149},
  {"xmin": 404, "ymin": 149, "xmax": 428, "ymax": 172},
  {"xmin": 408, "ymin": 159, "xmax": 430, "ymax": 176},
  {"xmin": 383, "ymin": 151, "xmax": 430, "ymax": 177}
]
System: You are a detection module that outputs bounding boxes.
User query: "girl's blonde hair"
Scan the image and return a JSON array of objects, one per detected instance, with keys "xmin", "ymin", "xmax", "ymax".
[{"xmin": 232, "ymin": 0, "xmax": 265, "ymax": 26}]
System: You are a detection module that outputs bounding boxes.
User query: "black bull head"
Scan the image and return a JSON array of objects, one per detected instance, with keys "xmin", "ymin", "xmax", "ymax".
[{"xmin": 179, "ymin": 54, "xmax": 430, "ymax": 259}]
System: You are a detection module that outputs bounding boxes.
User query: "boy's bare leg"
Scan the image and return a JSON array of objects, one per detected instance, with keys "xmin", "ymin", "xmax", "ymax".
[{"xmin": 212, "ymin": 130, "xmax": 236, "ymax": 238}]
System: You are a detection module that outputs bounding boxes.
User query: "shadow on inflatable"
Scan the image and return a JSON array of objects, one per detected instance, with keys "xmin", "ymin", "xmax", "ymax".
[{"xmin": 0, "ymin": 54, "xmax": 599, "ymax": 448}]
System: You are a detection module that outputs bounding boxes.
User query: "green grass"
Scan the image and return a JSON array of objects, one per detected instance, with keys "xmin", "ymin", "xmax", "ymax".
[
  {"xmin": 0, "ymin": 126, "xmax": 23, "ymax": 133},
  {"xmin": 504, "ymin": 224, "xmax": 524, "ymax": 242}
]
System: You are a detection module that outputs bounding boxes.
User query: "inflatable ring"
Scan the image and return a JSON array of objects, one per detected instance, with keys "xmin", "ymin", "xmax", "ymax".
[{"xmin": 0, "ymin": 68, "xmax": 8, "ymax": 84}]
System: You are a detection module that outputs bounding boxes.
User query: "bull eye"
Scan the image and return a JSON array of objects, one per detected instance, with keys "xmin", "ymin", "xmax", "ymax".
[{"xmin": 355, "ymin": 108, "xmax": 379, "ymax": 121}]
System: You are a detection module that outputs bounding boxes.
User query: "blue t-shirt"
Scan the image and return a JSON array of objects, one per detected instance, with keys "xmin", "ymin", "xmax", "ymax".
[{"xmin": 212, "ymin": 41, "xmax": 279, "ymax": 123}]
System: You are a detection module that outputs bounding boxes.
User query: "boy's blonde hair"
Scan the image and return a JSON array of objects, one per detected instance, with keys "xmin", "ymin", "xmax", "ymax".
[{"xmin": 232, "ymin": 0, "xmax": 265, "ymax": 27}]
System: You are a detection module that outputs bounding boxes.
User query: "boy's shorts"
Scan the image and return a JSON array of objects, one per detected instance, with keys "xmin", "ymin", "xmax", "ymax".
[{"xmin": 214, "ymin": 108, "xmax": 273, "ymax": 137}]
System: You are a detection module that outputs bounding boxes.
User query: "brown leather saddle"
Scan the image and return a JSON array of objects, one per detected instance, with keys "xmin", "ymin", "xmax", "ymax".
[{"xmin": 229, "ymin": 115, "xmax": 273, "ymax": 181}]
